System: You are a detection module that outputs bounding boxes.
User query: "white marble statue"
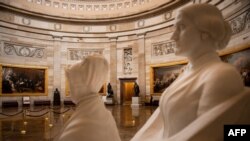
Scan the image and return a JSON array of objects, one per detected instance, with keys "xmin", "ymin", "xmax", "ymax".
[
  {"xmin": 131, "ymin": 4, "xmax": 250, "ymax": 141},
  {"xmin": 55, "ymin": 55, "xmax": 121, "ymax": 141}
]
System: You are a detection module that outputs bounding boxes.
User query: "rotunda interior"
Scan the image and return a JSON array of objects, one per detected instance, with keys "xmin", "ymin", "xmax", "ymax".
[{"xmin": 0, "ymin": 0, "xmax": 249, "ymax": 140}]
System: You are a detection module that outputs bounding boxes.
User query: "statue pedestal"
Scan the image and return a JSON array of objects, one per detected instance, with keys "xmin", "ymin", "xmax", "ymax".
[
  {"xmin": 106, "ymin": 97, "xmax": 114, "ymax": 105},
  {"xmin": 131, "ymin": 97, "xmax": 141, "ymax": 108}
]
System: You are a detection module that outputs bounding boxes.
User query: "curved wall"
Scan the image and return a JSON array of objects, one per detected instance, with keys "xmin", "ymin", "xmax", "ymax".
[{"xmin": 0, "ymin": 0, "xmax": 249, "ymax": 105}]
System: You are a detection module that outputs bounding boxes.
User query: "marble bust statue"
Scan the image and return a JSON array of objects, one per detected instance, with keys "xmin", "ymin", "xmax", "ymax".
[
  {"xmin": 131, "ymin": 3, "xmax": 250, "ymax": 141},
  {"xmin": 55, "ymin": 55, "xmax": 121, "ymax": 141}
]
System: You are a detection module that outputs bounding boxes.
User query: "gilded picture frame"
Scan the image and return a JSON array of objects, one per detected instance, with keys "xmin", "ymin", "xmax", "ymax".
[
  {"xmin": 0, "ymin": 64, "xmax": 48, "ymax": 96},
  {"xmin": 150, "ymin": 60, "xmax": 187, "ymax": 95}
]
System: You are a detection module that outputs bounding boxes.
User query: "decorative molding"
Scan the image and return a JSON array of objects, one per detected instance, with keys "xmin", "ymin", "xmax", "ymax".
[
  {"xmin": 52, "ymin": 35, "xmax": 63, "ymax": 40},
  {"xmin": 229, "ymin": 9, "xmax": 250, "ymax": 35},
  {"xmin": 36, "ymin": 0, "xmax": 42, "ymax": 5},
  {"xmin": 123, "ymin": 48, "xmax": 132, "ymax": 75},
  {"xmin": 28, "ymin": 0, "xmax": 149, "ymax": 12},
  {"xmin": 164, "ymin": 11, "xmax": 172, "ymax": 21},
  {"xmin": 3, "ymin": 42, "xmax": 45, "ymax": 58},
  {"xmin": 68, "ymin": 48, "xmax": 104, "ymax": 60},
  {"xmin": 62, "ymin": 3, "xmax": 68, "ymax": 9},
  {"xmin": 86, "ymin": 5, "xmax": 92, "ymax": 11},
  {"xmin": 53, "ymin": 2, "xmax": 60, "ymax": 8},
  {"xmin": 117, "ymin": 3, "xmax": 123, "ymax": 9},
  {"xmin": 79, "ymin": 5, "xmax": 84, "ymax": 10},
  {"xmin": 102, "ymin": 5, "xmax": 108, "ymax": 10},
  {"xmin": 109, "ymin": 4, "xmax": 115, "ymax": 10},
  {"xmin": 54, "ymin": 23, "xmax": 62, "ymax": 30},
  {"xmin": 124, "ymin": 2, "xmax": 130, "ymax": 8},
  {"xmin": 83, "ymin": 26, "xmax": 91, "ymax": 32},
  {"xmin": 22, "ymin": 18, "xmax": 31, "ymax": 25},
  {"xmin": 110, "ymin": 25, "xmax": 117, "ymax": 31},
  {"xmin": 109, "ymin": 37, "xmax": 117, "ymax": 42},
  {"xmin": 137, "ymin": 33, "xmax": 145, "ymax": 38},
  {"xmin": 152, "ymin": 41, "xmax": 175, "ymax": 57},
  {"xmin": 138, "ymin": 19, "xmax": 145, "ymax": 27},
  {"xmin": 45, "ymin": 0, "xmax": 52, "ymax": 6},
  {"xmin": 70, "ymin": 4, "xmax": 76, "ymax": 10}
]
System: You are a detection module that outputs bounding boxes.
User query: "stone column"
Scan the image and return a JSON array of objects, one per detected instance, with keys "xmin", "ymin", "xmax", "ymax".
[
  {"xmin": 52, "ymin": 36, "xmax": 62, "ymax": 104},
  {"xmin": 137, "ymin": 33, "xmax": 146, "ymax": 102},
  {"xmin": 109, "ymin": 37, "xmax": 118, "ymax": 104}
]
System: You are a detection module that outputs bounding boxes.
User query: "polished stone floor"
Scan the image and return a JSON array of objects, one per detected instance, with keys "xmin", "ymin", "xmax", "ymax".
[{"xmin": 0, "ymin": 105, "xmax": 157, "ymax": 141}]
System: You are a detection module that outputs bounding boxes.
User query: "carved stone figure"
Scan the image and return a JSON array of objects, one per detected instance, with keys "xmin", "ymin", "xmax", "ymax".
[
  {"xmin": 55, "ymin": 55, "xmax": 121, "ymax": 141},
  {"xmin": 134, "ymin": 82, "xmax": 140, "ymax": 97},
  {"xmin": 53, "ymin": 88, "xmax": 61, "ymax": 106},
  {"xmin": 107, "ymin": 83, "xmax": 114, "ymax": 98},
  {"xmin": 131, "ymin": 4, "xmax": 250, "ymax": 141}
]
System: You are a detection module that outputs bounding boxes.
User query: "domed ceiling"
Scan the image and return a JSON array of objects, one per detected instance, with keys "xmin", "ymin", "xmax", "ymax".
[{"xmin": 0, "ymin": 0, "xmax": 190, "ymax": 23}]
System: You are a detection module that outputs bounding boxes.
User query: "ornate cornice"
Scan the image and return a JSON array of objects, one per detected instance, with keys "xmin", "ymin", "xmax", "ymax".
[{"xmin": 0, "ymin": 0, "xmax": 189, "ymax": 24}]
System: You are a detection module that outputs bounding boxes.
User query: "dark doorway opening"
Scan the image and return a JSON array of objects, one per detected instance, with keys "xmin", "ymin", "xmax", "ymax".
[{"xmin": 119, "ymin": 78, "xmax": 137, "ymax": 105}]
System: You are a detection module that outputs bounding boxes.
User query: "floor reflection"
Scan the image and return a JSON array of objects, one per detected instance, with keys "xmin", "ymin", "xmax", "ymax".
[{"xmin": 0, "ymin": 105, "xmax": 157, "ymax": 141}]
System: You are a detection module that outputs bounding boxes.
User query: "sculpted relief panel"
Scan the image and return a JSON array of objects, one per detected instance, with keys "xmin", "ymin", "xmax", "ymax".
[
  {"xmin": 68, "ymin": 48, "xmax": 104, "ymax": 60},
  {"xmin": 229, "ymin": 9, "xmax": 250, "ymax": 35},
  {"xmin": 151, "ymin": 41, "xmax": 175, "ymax": 57},
  {"xmin": 3, "ymin": 42, "xmax": 45, "ymax": 58},
  {"xmin": 123, "ymin": 48, "xmax": 132, "ymax": 75}
]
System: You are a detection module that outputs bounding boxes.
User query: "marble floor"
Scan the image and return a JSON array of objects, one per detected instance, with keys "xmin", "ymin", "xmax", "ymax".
[{"xmin": 0, "ymin": 105, "xmax": 157, "ymax": 141}]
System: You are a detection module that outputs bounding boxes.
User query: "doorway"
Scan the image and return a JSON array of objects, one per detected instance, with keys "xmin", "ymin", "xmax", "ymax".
[{"xmin": 119, "ymin": 78, "xmax": 137, "ymax": 105}]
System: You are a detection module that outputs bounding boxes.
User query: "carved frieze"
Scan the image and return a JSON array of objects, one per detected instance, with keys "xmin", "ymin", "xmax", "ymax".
[
  {"xmin": 68, "ymin": 48, "xmax": 103, "ymax": 60},
  {"xmin": 3, "ymin": 42, "xmax": 45, "ymax": 58},
  {"xmin": 229, "ymin": 9, "xmax": 250, "ymax": 35},
  {"xmin": 124, "ymin": 48, "xmax": 132, "ymax": 75},
  {"xmin": 152, "ymin": 41, "xmax": 175, "ymax": 57}
]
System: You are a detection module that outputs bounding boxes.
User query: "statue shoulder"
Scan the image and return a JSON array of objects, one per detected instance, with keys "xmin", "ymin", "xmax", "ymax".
[{"xmin": 203, "ymin": 62, "xmax": 244, "ymax": 89}]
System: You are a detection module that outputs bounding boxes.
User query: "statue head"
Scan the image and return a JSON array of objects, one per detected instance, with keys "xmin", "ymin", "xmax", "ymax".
[
  {"xmin": 171, "ymin": 4, "xmax": 232, "ymax": 58},
  {"xmin": 65, "ymin": 55, "xmax": 108, "ymax": 104}
]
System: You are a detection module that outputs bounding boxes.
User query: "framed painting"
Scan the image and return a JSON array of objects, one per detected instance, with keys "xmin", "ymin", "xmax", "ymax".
[
  {"xmin": 0, "ymin": 64, "xmax": 48, "ymax": 96},
  {"xmin": 150, "ymin": 60, "xmax": 187, "ymax": 94},
  {"xmin": 220, "ymin": 45, "xmax": 250, "ymax": 87}
]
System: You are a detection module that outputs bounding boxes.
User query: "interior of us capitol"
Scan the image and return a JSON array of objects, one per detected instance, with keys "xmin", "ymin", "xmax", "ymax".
[{"xmin": 0, "ymin": 0, "xmax": 249, "ymax": 141}]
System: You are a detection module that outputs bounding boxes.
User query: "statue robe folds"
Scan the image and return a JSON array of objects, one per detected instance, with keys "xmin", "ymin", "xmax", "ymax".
[
  {"xmin": 131, "ymin": 53, "xmax": 250, "ymax": 141},
  {"xmin": 56, "ymin": 55, "xmax": 121, "ymax": 141}
]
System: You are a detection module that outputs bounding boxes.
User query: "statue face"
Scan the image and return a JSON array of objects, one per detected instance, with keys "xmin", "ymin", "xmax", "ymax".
[{"xmin": 171, "ymin": 12, "xmax": 202, "ymax": 58}]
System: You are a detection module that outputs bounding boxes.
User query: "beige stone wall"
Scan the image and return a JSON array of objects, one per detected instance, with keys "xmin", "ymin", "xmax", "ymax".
[
  {"xmin": 0, "ymin": 33, "xmax": 54, "ymax": 106},
  {"xmin": 0, "ymin": 0, "xmax": 249, "ymax": 105}
]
